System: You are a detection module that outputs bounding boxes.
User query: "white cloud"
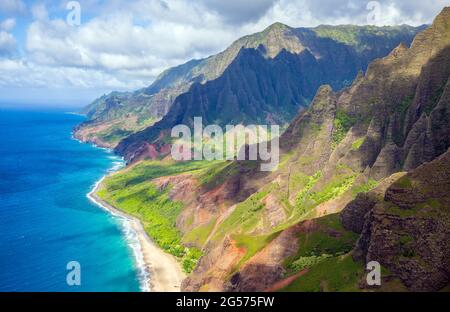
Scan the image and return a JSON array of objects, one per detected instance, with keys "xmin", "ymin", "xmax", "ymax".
[
  {"xmin": 0, "ymin": 31, "xmax": 16, "ymax": 55},
  {"xmin": 0, "ymin": 58, "xmax": 146, "ymax": 90},
  {"xmin": 1, "ymin": 0, "xmax": 449, "ymax": 106},
  {"xmin": 240, "ymin": 0, "xmax": 450, "ymax": 31},
  {"xmin": 199, "ymin": 0, "xmax": 277, "ymax": 24},
  {"xmin": 31, "ymin": 3, "xmax": 49, "ymax": 21},
  {"xmin": 24, "ymin": 1, "xmax": 240, "ymax": 80},
  {"xmin": 0, "ymin": 19, "xmax": 17, "ymax": 56},
  {"xmin": 0, "ymin": 18, "xmax": 16, "ymax": 31}
]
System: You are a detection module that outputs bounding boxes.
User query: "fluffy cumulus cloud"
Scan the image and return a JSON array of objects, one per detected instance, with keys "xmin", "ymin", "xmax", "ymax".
[
  {"xmin": 25, "ymin": 3, "xmax": 236, "ymax": 72},
  {"xmin": 0, "ymin": 0, "xmax": 449, "ymax": 106},
  {"xmin": 243, "ymin": 0, "xmax": 450, "ymax": 32}
]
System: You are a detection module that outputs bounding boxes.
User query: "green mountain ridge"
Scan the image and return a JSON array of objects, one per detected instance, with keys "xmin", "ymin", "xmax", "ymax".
[
  {"xmin": 90, "ymin": 8, "xmax": 449, "ymax": 292},
  {"xmin": 75, "ymin": 23, "xmax": 425, "ymax": 149},
  {"xmin": 180, "ymin": 7, "xmax": 450, "ymax": 291},
  {"xmin": 113, "ymin": 24, "xmax": 425, "ymax": 162}
]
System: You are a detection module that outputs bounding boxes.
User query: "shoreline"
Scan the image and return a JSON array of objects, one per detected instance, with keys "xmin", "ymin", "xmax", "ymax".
[
  {"xmin": 88, "ymin": 177, "xmax": 186, "ymax": 292},
  {"xmin": 73, "ymin": 129, "xmax": 186, "ymax": 292}
]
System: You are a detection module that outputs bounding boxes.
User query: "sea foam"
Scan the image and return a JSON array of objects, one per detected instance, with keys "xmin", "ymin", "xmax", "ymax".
[{"xmin": 87, "ymin": 157, "xmax": 151, "ymax": 292}]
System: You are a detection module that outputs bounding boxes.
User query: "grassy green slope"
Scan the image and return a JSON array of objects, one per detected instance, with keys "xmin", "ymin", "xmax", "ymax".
[
  {"xmin": 96, "ymin": 160, "xmax": 215, "ymax": 272},
  {"xmin": 281, "ymin": 214, "xmax": 362, "ymax": 292}
]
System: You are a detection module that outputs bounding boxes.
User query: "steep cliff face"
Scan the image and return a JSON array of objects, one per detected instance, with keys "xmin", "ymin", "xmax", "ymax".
[
  {"xmin": 90, "ymin": 9, "xmax": 449, "ymax": 292},
  {"xmin": 341, "ymin": 150, "xmax": 450, "ymax": 291},
  {"xmin": 75, "ymin": 23, "xmax": 423, "ymax": 147},
  {"xmin": 179, "ymin": 8, "xmax": 450, "ymax": 291},
  {"xmin": 94, "ymin": 24, "xmax": 423, "ymax": 153}
]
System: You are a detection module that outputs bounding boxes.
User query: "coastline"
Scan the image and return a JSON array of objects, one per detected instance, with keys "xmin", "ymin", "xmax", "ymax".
[
  {"xmin": 73, "ymin": 125, "xmax": 186, "ymax": 292},
  {"xmin": 87, "ymin": 176, "xmax": 186, "ymax": 292}
]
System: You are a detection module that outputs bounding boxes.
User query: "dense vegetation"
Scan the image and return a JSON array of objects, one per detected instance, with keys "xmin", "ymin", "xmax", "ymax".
[
  {"xmin": 282, "ymin": 254, "xmax": 363, "ymax": 291},
  {"xmin": 83, "ymin": 8, "xmax": 450, "ymax": 291},
  {"xmin": 96, "ymin": 160, "xmax": 213, "ymax": 273},
  {"xmin": 81, "ymin": 23, "xmax": 422, "ymax": 150},
  {"xmin": 332, "ymin": 110, "xmax": 357, "ymax": 148}
]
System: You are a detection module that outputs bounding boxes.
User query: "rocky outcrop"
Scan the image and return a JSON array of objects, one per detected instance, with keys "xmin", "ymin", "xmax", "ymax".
[
  {"xmin": 225, "ymin": 225, "xmax": 302, "ymax": 292},
  {"xmin": 341, "ymin": 193, "xmax": 379, "ymax": 234},
  {"xmin": 341, "ymin": 172, "xmax": 406, "ymax": 233},
  {"xmin": 181, "ymin": 236, "xmax": 247, "ymax": 292},
  {"xmin": 82, "ymin": 9, "xmax": 449, "ymax": 292},
  {"xmin": 180, "ymin": 8, "xmax": 450, "ymax": 292},
  {"xmin": 342, "ymin": 150, "xmax": 450, "ymax": 291}
]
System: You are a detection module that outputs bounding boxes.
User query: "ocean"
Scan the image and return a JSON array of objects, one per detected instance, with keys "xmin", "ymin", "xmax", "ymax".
[{"xmin": 0, "ymin": 108, "xmax": 143, "ymax": 291}]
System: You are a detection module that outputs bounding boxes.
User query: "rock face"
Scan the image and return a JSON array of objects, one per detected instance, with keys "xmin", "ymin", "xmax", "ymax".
[
  {"xmin": 341, "ymin": 172, "xmax": 405, "ymax": 233},
  {"xmin": 341, "ymin": 193, "xmax": 379, "ymax": 234},
  {"xmin": 180, "ymin": 8, "xmax": 450, "ymax": 292},
  {"xmin": 81, "ymin": 9, "xmax": 449, "ymax": 292},
  {"xmin": 342, "ymin": 150, "xmax": 450, "ymax": 291},
  {"xmin": 225, "ymin": 225, "xmax": 303, "ymax": 292},
  {"xmin": 78, "ymin": 24, "xmax": 423, "ymax": 149},
  {"xmin": 110, "ymin": 24, "xmax": 424, "ymax": 161}
]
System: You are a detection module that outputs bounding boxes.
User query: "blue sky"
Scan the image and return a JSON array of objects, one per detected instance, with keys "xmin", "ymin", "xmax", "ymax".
[{"xmin": 0, "ymin": 0, "xmax": 449, "ymax": 107}]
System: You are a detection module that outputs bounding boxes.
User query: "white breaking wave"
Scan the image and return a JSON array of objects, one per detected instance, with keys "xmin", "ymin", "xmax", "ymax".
[
  {"xmin": 87, "ymin": 160, "xmax": 151, "ymax": 292},
  {"xmin": 120, "ymin": 218, "xmax": 151, "ymax": 292}
]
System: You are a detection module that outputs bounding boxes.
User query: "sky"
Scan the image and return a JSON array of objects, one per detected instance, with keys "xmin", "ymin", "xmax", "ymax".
[{"xmin": 0, "ymin": 0, "xmax": 449, "ymax": 107}]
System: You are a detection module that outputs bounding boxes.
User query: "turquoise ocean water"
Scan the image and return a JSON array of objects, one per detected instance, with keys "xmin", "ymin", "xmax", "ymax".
[{"xmin": 0, "ymin": 108, "xmax": 143, "ymax": 291}]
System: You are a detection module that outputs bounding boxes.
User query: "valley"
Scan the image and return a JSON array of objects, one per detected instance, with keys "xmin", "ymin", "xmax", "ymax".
[{"xmin": 79, "ymin": 8, "xmax": 450, "ymax": 292}]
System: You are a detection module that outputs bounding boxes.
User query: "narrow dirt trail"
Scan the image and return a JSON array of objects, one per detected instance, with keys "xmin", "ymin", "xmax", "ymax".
[{"xmin": 204, "ymin": 204, "xmax": 237, "ymax": 244}]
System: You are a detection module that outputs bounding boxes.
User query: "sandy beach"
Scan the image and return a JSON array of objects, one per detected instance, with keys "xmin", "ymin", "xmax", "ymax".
[{"xmin": 88, "ymin": 178, "xmax": 186, "ymax": 292}]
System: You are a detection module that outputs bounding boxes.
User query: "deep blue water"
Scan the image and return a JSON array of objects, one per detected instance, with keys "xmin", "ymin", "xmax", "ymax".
[{"xmin": 0, "ymin": 108, "xmax": 141, "ymax": 291}]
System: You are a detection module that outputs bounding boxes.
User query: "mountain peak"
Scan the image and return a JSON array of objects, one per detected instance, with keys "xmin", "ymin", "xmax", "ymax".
[
  {"xmin": 264, "ymin": 22, "xmax": 291, "ymax": 32},
  {"xmin": 410, "ymin": 6, "xmax": 450, "ymax": 52},
  {"xmin": 438, "ymin": 6, "xmax": 450, "ymax": 16},
  {"xmin": 235, "ymin": 21, "xmax": 303, "ymax": 58},
  {"xmin": 78, "ymin": 23, "xmax": 424, "ymax": 151},
  {"xmin": 431, "ymin": 6, "xmax": 450, "ymax": 29}
]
